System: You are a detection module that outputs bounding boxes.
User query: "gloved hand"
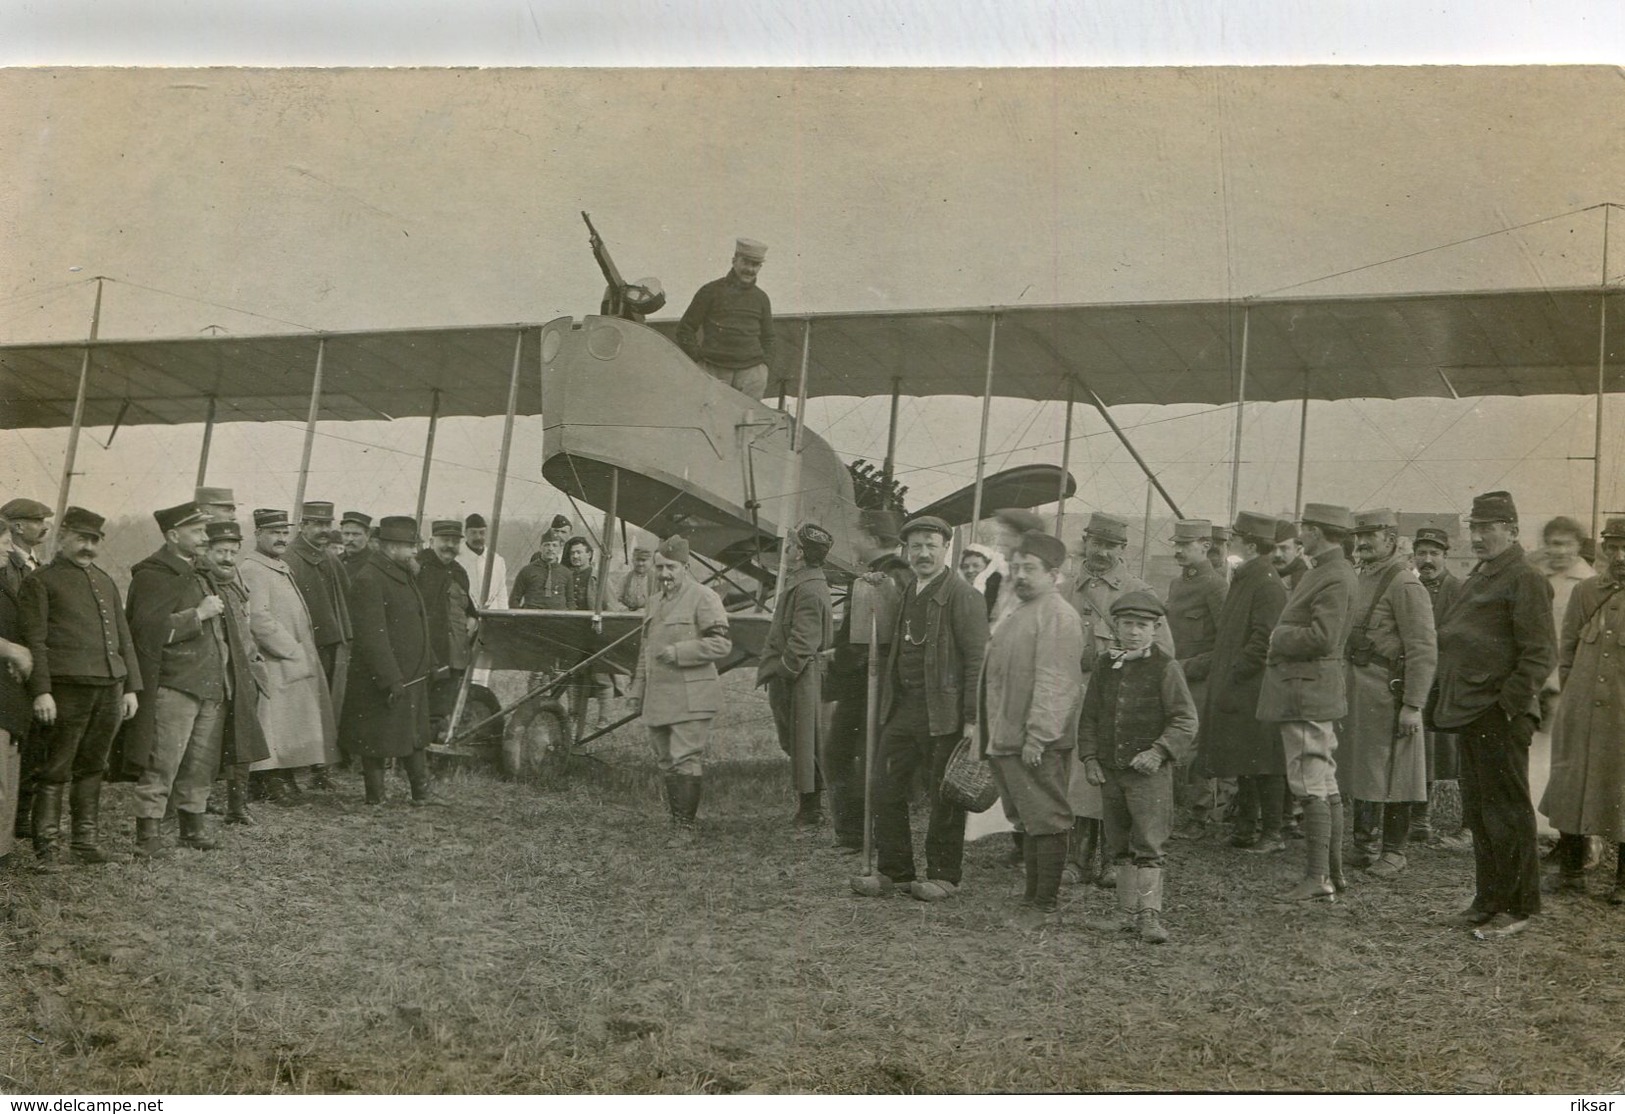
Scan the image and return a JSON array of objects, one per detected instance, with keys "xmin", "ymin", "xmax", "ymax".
[{"xmin": 1508, "ymin": 708, "xmax": 1536, "ymax": 748}]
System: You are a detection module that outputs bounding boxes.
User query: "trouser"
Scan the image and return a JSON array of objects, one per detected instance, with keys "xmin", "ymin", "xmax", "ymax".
[
  {"xmin": 35, "ymin": 682, "xmax": 123, "ymax": 789},
  {"xmin": 132, "ymin": 688, "xmax": 225, "ymax": 819},
  {"xmin": 1457, "ymin": 706, "xmax": 1541, "ymax": 918},
  {"xmin": 767, "ymin": 674, "xmax": 822, "ymax": 794},
  {"xmin": 0, "ymin": 729, "xmax": 17, "ymax": 858},
  {"xmin": 13, "ymin": 720, "xmax": 42, "ymax": 838},
  {"xmin": 989, "ymin": 750, "xmax": 1073, "ymax": 837},
  {"xmin": 1233, "ymin": 773, "xmax": 1286, "ymax": 835},
  {"xmin": 646, "ymin": 718, "xmax": 710, "ymax": 778},
  {"xmin": 1281, "ymin": 721, "xmax": 1339, "ymax": 800},
  {"xmin": 823, "ymin": 683, "xmax": 870, "ymax": 845},
  {"xmin": 873, "ymin": 690, "xmax": 966, "ymax": 886},
  {"xmin": 1102, "ymin": 763, "xmax": 1173, "ymax": 868},
  {"xmin": 699, "ymin": 359, "xmax": 768, "ymax": 400}
]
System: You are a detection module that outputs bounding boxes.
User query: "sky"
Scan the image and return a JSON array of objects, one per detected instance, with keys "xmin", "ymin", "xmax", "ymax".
[{"xmin": 2, "ymin": 11, "xmax": 1623, "ymax": 545}]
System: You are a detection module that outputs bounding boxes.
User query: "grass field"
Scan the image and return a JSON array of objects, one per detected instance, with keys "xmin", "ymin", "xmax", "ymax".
[{"xmin": 2, "ymin": 674, "xmax": 1623, "ymax": 1095}]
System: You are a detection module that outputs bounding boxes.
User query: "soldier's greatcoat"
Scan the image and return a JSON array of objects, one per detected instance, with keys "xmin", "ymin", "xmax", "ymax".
[
  {"xmin": 1192, "ymin": 554, "xmax": 1287, "ymax": 777},
  {"xmin": 340, "ymin": 550, "xmax": 434, "ymax": 760},
  {"xmin": 239, "ymin": 549, "xmax": 338, "ymax": 770},
  {"xmin": 759, "ymin": 565, "xmax": 833, "ymax": 793},
  {"xmin": 629, "ymin": 577, "xmax": 731, "ymax": 725},
  {"xmin": 1256, "ymin": 547, "xmax": 1359, "ymax": 724},
  {"xmin": 1541, "ymin": 574, "xmax": 1625, "ymax": 840}
]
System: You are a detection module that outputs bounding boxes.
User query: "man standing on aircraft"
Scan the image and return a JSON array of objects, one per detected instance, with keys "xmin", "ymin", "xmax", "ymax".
[
  {"xmin": 759, "ymin": 523, "xmax": 835, "ymax": 833},
  {"xmin": 674, "ymin": 237, "xmax": 776, "ymax": 399}
]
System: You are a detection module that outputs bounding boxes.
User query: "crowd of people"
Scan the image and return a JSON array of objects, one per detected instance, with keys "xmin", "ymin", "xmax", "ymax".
[{"xmin": 2, "ymin": 481, "xmax": 1622, "ymax": 950}]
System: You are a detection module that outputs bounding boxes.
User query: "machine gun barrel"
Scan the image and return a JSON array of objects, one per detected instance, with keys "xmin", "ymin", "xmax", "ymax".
[{"xmin": 581, "ymin": 211, "xmax": 626, "ymax": 292}]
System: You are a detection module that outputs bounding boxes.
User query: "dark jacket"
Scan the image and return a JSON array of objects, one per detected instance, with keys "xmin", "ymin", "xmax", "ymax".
[
  {"xmin": 674, "ymin": 272, "xmax": 776, "ymax": 370},
  {"xmin": 1431, "ymin": 541, "xmax": 1555, "ymax": 731},
  {"xmin": 1167, "ymin": 561, "xmax": 1228, "ymax": 682},
  {"xmin": 1076, "ymin": 646, "xmax": 1199, "ymax": 769},
  {"xmin": 415, "ymin": 548, "xmax": 476, "ymax": 670},
  {"xmin": 759, "ymin": 565, "xmax": 834, "ymax": 792},
  {"xmin": 123, "ymin": 546, "xmax": 226, "ymax": 771},
  {"xmin": 509, "ymin": 555, "xmax": 573, "ymax": 610},
  {"xmin": 880, "ymin": 566, "xmax": 989, "ymax": 736},
  {"xmin": 1422, "ymin": 569, "xmax": 1463, "ymax": 623},
  {"xmin": 341, "ymin": 550, "xmax": 434, "ymax": 759},
  {"xmin": 1193, "ymin": 554, "xmax": 1288, "ymax": 776},
  {"xmin": 0, "ymin": 551, "xmax": 34, "ymax": 735},
  {"xmin": 19, "ymin": 555, "xmax": 141, "ymax": 697},
  {"xmin": 208, "ymin": 571, "xmax": 271, "ymax": 767},
  {"xmin": 286, "ymin": 532, "xmax": 352, "ymax": 651},
  {"xmin": 1256, "ymin": 546, "xmax": 1359, "ymax": 723}
]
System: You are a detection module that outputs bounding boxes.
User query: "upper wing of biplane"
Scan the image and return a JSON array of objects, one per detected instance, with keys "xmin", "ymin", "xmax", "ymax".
[{"xmin": 1, "ymin": 287, "xmax": 1619, "ymax": 430}]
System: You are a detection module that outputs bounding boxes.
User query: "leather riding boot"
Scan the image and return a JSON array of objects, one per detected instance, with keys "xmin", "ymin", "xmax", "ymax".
[
  {"xmin": 1410, "ymin": 792, "xmax": 1433, "ymax": 844},
  {"xmin": 133, "ymin": 817, "xmax": 170, "ymax": 860},
  {"xmin": 307, "ymin": 764, "xmax": 336, "ymax": 793},
  {"xmin": 1327, "ymin": 794, "xmax": 1347, "ymax": 892},
  {"xmin": 31, "ymin": 784, "xmax": 66, "ymax": 871},
  {"xmin": 361, "ymin": 759, "xmax": 387, "ymax": 805},
  {"xmin": 1136, "ymin": 867, "xmax": 1170, "ymax": 943},
  {"xmin": 261, "ymin": 770, "xmax": 291, "ymax": 804},
  {"xmin": 14, "ymin": 778, "xmax": 35, "ymax": 841},
  {"xmin": 1278, "ymin": 796, "xmax": 1335, "ymax": 902},
  {"xmin": 1021, "ymin": 832, "xmax": 1039, "ymax": 906},
  {"xmin": 794, "ymin": 790, "xmax": 824, "ymax": 833},
  {"xmin": 225, "ymin": 767, "xmax": 255, "ymax": 826},
  {"xmin": 403, "ymin": 750, "xmax": 433, "ymax": 804},
  {"xmin": 662, "ymin": 774, "xmax": 681, "ymax": 821},
  {"xmin": 1610, "ymin": 844, "xmax": 1625, "ymax": 906},
  {"xmin": 1031, "ymin": 832, "xmax": 1068, "ymax": 914},
  {"xmin": 1544, "ymin": 833, "xmax": 1589, "ymax": 894},
  {"xmin": 178, "ymin": 810, "xmax": 219, "ymax": 851},
  {"xmin": 676, "ymin": 774, "xmax": 703, "ymax": 827},
  {"xmin": 69, "ymin": 777, "xmax": 114, "ymax": 864}
]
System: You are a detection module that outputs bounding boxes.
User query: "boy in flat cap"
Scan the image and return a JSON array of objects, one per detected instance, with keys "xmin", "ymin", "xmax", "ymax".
[
  {"xmin": 628, "ymin": 536, "xmax": 732, "ymax": 836},
  {"xmin": 1433, "ymin": 491, "xmax": 1553, "ymax": 939},
  {"xmin": 758, "ymin": 523, "xmax": 835, "ymax": 832},
  {"xmin": 17, "ymin": 507, "xmax": 140, "ymax": 867},
  {"xmin": 124, "ymin": 502, "xmax": 229, "ymax": 856},
  {"xmin": 1078, "ymin": 591, "xmax": 1198, "ymax": 943},
  {"xmin": 674, "ymin": 237, "xmax": 775, "ymax": 399},
  {"xmin": 977, "ymin": 533, "xmax": 1085, "ymax": 921}
]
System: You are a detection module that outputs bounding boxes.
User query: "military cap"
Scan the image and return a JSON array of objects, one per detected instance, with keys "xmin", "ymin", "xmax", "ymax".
[
  {"xmin": 1211, "ymin": 524, "xmax": 1231, "ymax": 543},
  {"xmin": 899, "ymin": 515, "xmax": 952, "ymax": 543},
  {"xmin": 549, "ymin": 514, "xmax": 573, "ymax": 532},
  {"xmin": 431, "ymin": 519, "xmax": 464, "ymax": 538},
  {"xmin": 300, "ymin": 500, "xmax": 335, "ymax": 524},
  {"xmin": 735, "ymin": 237, "xmax": 768, "ymax": 262},
  {"xmin": 154, "ymin": 502, "xmax": 210, "ymax": 534},
  {"xmin": 0, "ymin": 498, "xmax": 51, "ymax": 522},
  {"xmin": 1083, "ymin": 512, "xmax": 1129, "ymax": 545},
  {"xmin": 1413, "ymin": 526, "xmax": 1451, "ymax": 551},
  {"xmin": 194, "ymin": 486, "xmax": 235, "ymax": 507},
  {"xmin": 993, "ymin": 508, "xmax": 1045, "ymax": 533},
  {"xmin": 1300, "ymin": 503, "xmax": 1354, "ymax": 531},
  {"xmin": 1014, "ymin": 532, "xmax": 1068, "ymax": 570},
  {"xmin": 1601, "ymin": 517, "xmax": 1625, "ymax": 541},
  {"xmin": 1232, "ymin": 510, "xmax": 1280, "ymax": 542},
  {"xmin": 1274, "ymin": 518, "xmax": 1300, "ymax": 543},
  {"xmin": 253, "ymin": 508, "xmax": 291, "ymax": 530},
  {"xmin": 1467, "ymin": 490, "xmax": 1518, "ymax": 525},
  {"xmin": 1110, "ymin": 590, "xmax": 1166, "ymax": 619},
  {"xmin": 376, "ymin": 516, "xmax": 419, "ymax": 545},
  {"xmin": 341, "ymin": 510, "xmax": 372, "ymax": 529},
  {"xmin": 540, "ymin": 527, "xmax": 570, "ymax": 545},
  {"xmin": 795, "ymin": 521, "xmax": 834, "ymax": 558},
  {"xmin": 1351, "ymin": 508, "xmax": 1399, "ymax": 534},
  {"xmin": 1169, "ymin": 519, "xmax": 1213, "ymax": 543},
  {"xmin": 656, "ymin": 535, "xmax": 691, "ymax": 563},
  {"xmin": 204, "ymin": 519, "xmax": 243, "ymax": 544},
  {"xmin": 858, "ymin": 509, "xmax": 901, "ymax": 545},
  {"xmin": 60, "ymin": 506, "xmax": 106, "ymax": 539},
  {"xmin": 464, "ymin": 512, "xmax": 487, "ymax": 529}
]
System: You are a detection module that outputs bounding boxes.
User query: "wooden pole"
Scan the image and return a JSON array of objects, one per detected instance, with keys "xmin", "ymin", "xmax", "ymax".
[
  {"xmin": 1140, "ymin": 478, "xmax": 1154, "ymax": 578},
  {"xmin": 1592, "ymin": 206, "xmax": 1611, "ymax": 542},
  {"xmin": 969, "ymin": 314, "xmax": 998, "ymax": 534},
  {"xmin": 414, "ymin": 388, "xmax": 440, "ymax": 528},
  {"xmin": 1228, "ymin": 304, "xmax": 1250, "ymax": 525},
  {"xmin": 861, "ymin": 608, "xmax": 879, "ymax": 875},
  {"xmin": 595, "ymin": 468, "xmax": 619, "ymax": 616},
  {"xmin": 194, "ymin": 396, "xmax": 217, "ymax": 488},
  {"xmin": 292, "ymin": 338, "xmax": 326, "ymax": 514},
  {"xmin": 1056, "ymin": 380, "xmax": 1075, "ymax": 539},
  {"xmin": 881, "ymin": 377, "xmax": 902, "ymax": 488},
  {"xmin": 52, "ymin": 277, "xmax": 103, "ymax": 545},
  {"xmin": 1294, "ymin": 374, "xmax": 1310, "ymax": 522}
]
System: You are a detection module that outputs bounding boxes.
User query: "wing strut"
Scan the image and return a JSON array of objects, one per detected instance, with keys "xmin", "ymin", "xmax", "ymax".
[
  {"xmin": 769, "ymin": 321, "xmax": 814, "ymax": 599},
  {"xmin": 50, "ymin": 277, "xmax": 103, "ymax": 554},
  {"xmin": 195, "ymin": 397, "xmax": 217, "ymax": 487},
  {"xmin": 1075, "ymin": 377, "xmax": 1184, "ymax": 519},
  {"xmin": 413, "ymin": 388, "xmax": 440, "ymax": 527},
  {"xmin": 292, "ymin": 338, "xmax": 326, "ymax": 513},
  {"xmin": 1055, "ymin": 380, "xmax": 1075, "ymax": 539},
  {"xmin": 1227, "ymin": 304, "xmax": 1251, "ymax": 524},
  {"xmin": 968, "ymin": 314, "xmax": 998, "ymax": 532}
]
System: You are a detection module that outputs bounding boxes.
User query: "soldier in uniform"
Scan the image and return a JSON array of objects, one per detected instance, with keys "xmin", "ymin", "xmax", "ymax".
[
  {"xmin": 627, "ymin": 536, "xmax": 732, "ymax": 836},
  {"xmin": 17, "ymin": 507, "xmax": 138, "ymax": 867},
  {"xmin": 1412, "ymin": 521, "xmax": 1468, "ymax": 849},
  {"xmin": 1342, "ymin": 509, "xmax": 1438, "ymax": 880},
  {"xmin": 1257, "ymin": 502, "xmax": 1360, "ymax": 903},
  {"xmin": 0, "ymin": 514, "xmax": 34, "ymax": 862},
  {"xmin": 194, "ymin": 486, "xmax": 236, "ymax": 523},
  {"xmin": 1165, "ymin": 519, "xmax": 1228, "ymax": 838},
  {"xmin": 759, "ymin": 523, "xmax": 835, "ymax": 832},
  {"xmin": 1432, "ymin": 491, "xmax": 1554, "ymax": 939},
  {"xmin": 1062, "ymin": 511, "xmax": 1173, "ymax": 886},
  {"xmin": 416, "ymin": 520, "xmax": 477, "ymax": 741},
  {"xmin": 194, "ymin": 519, "xmax": 272, "ymax": 828},
  {"xmin": 339, "ymin": 511, "xmax": 373, "ymax": 577},
  {"xmin": 1273, "ymin": 520, "xmax": 1309, "ymax": 592},
  {"xmin": 285, "ymin": 500, "xmax": 351, "ymax": 792}
]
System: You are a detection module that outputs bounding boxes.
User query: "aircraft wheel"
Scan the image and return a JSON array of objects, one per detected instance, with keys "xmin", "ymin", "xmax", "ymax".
[
  {"xmin": 502, "ymin": 699, "xmax": 572, "ymax": 782},
  {"xmin": 462, "ymin": 685, "xmax": 504, "ymax": 745}
]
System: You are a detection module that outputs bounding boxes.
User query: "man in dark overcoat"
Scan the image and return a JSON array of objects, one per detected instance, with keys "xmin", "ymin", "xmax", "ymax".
[
  {"xmin": 0, "ymin": 515, "xmax": 34, "ymax": 862},
  {"xmin": 1190, "ymin": 512, "xmax": 1289, "ymax": 851},
  {"xmin": 416, "ymin": 519, "xmax": 477, "ymax": 741},
  {"xmin": 759, "ymin": 522, "xmax": 835, "ymax": 832},
  {"xmin": 1257, "ymin": 502, "xmax": 1359, "ymax": 903},
  {"xmin": 195, "ymin": 519, "xmax": 272, "ymax": 828},
  {"xmin": 1412, "ymin": 521, "xmax": 1466, "ymax": 848},
  {"xmin": 1166, "ymin": 518, "xmax": 1228, "ymax": 838},
  {"xmin": 342, "ymin": 516, "xmax": 436, "ymax": 806},
  {"xmin": 339, "ymin": 511, "xmax": 373, "ymax": 578},
  {"xmin": 1431, "ymin": 490, "xmax": 1554, "ymax": 940},
  {"xmin": 286, "ymin": 500, "xmax": 351, "ymax": 792},
  {"xmin": 124, "ymin": 501, "xmax": 229, "ymax": 857}
]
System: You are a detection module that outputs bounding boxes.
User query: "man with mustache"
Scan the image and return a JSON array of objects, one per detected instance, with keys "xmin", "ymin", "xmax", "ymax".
[
  {"xmin": 284, "ymin": 501, "xmax": 351, "ymax": 794},
  {"xmin": 339, "ymin": 511, "xmax": 374, "ymax": 578},
  {"xmin": 1273, "ymin": 520, "xmax": 1309, "ymax": 593},
  {"xmin": 673, "ymin": 237, "xmax": 775, "ymax": 399},
  {"xmin": 1411, "ymin": 522, "xmax": 1468, "ymax": 850},
  {"xmin": 17, "ymin": 507, "xmax": 138, "ymax": 868},
  {"xmin": 1165, "ymin": 519, "xmax": 1228, "ymax": 840},
  {"xmin": 1432, "ymin": 491, "xmax": 1554, "ymax": 939}
]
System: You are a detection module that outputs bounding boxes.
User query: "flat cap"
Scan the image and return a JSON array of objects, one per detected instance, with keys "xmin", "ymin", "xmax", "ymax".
[
  {"xmin": 656, "ymin": 535, "xmax": 690, "ymax": 563},
  {"xmin": 1015, "ymin": 532, "xmax": 1068, "ymax": 570},
  {"xmin": 300, "ymin": 501, "xmax": 335, "ymax": 523},
  {"xmin": 431, "ymin": 519, "xmax": 464, "ymax": 538},
  {"xmin": 60, "ymin": 506, "xmax": 106, "ymax": 539},
  {"xmin": 1467, "ymin": 490, "xmax": 1518, "ymax": 525},
  {"xmin": 204, "ymin": 519, "xmax": 243, "ymax": 544},
  {"xmin": 735, "ymin": 238, "xmax": 767, "ymax": 262},
  {"xmin": 154, "ymin": 502, "xmax": 210, "ymax": 534},
  {"xmin": 464, "ymin": 512, "xmax": 487, "ymax": 529},
  {"xmin": 0, "ymin": 498, "xmax": 51, "ymax": 522},
  {"xmin": 253, "ymin": 508, "xmax": 290, "ymax": 530},
  {"xmin": 993, "ymin": 508, "xmax": 1045, "ymax": 533},
  {"xmin": 194, "ymin": 486, "xmax": 235, "ymax": 507},
  {"xmin": 1300, "ymin": 503, "xmax": 1354, "ymax": 531},
  {"xmin": 1413, "ymin": 526, "xmax": 1451, "ymax": 551},
  {"xmin": 1170, "ymin": 519, "xmax": 1212, "ymax": 543},
  {"xmin": 899, "ymin": 515, "xmax": 952, "ymax": 543},
  {"xmin": 1111, "ymin": 590, "xmax": 1166, "ymax": 619},
  {"xmin": 376, "ymin": 516, "xmax": 419, "ymax": 545},
  {"xmin": 1083, "ymin": 512, "xmax": 1129, "ymax": 545},
  {"xmin": 1232, "ymin": 510, "xmax": 1280, "ymax": 541},
  {"xmin": 341, "ymin": 510, "xmax": 372, "ymax": 529},
  {"xmin": 1351, "ymin": 508, "xmax": 1399, "ymax": 533}
]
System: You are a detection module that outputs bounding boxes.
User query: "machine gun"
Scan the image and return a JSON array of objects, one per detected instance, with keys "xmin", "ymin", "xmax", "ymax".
[{"xmin": 581, "ymin": 212, "xmax": 666, "ymax": 322}]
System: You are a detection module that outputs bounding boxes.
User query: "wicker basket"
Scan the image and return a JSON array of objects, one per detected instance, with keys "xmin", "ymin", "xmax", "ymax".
[{"xmin": 939, "ymin": 735, "xmax": 999, "ymax": 813}]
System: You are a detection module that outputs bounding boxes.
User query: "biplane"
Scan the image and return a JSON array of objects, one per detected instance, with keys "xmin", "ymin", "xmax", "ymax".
[{"xmin": 1, "ymin": 217, "xmax": 1620, "ymax": 772}]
